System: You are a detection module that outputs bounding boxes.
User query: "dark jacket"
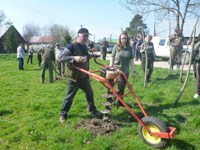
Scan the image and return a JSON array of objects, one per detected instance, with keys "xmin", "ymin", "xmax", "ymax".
[{"xmin": 60, "ymin": 41, "xmax": 89, "ymax": 82}]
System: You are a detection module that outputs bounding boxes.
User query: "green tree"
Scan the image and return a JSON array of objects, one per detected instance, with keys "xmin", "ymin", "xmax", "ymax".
[
  {"xmin": 3, "ymin": 28, "xmax": 18, "ymax": 53},
  {"xmin": 125, "ymin": 14, "xmax": 147, "ymax": 38},
  {"xmin": 63, "ymin": 31, "xmax": 72, "ymax": 46}
]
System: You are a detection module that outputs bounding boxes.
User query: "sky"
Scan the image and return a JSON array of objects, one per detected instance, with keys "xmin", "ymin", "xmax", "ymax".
[{"xmin": 1, "ymin": 0, "xmax": 155, "ymax": 42}]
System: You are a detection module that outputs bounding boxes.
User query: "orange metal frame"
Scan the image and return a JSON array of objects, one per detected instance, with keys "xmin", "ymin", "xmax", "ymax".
[{"xmin": 74, "ymin": 58, "xmax": 176, "ymax": 139}]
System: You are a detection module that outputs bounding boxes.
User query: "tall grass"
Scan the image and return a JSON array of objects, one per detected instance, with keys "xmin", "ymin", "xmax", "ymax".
[{"xmin": 0, "ymin": 53, "xmax": 199, "ymax": 150}]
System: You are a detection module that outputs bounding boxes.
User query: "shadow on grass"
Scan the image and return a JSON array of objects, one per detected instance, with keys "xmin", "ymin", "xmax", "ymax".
[
  {"xmin": 155, "ymin": 73, "xmax": 181, "ymax": 82},
  {"xmin": 68, "ymin": 97, "xmax": 199, "ymax": 126},
  {"xmin": 140, "ymin": 99, "xmax": 200, "ymax": 133},
  {"xmin": 168, "ymin": 139, "xmax": 196, "ymax": 150},
  {"xmin": 145, "ymin": 99, "xmax": 199, "ymax": 114},
  {"xmin": 91, "ymin": 97, "xmax": 200, "ymax": 131},
  {"xmin": 0, "ymin": 109, "xmax": 13, "ymax": 116},
  {"xmin": 26, "ymin": 68, "xmax": 41, "ymax": 71}
]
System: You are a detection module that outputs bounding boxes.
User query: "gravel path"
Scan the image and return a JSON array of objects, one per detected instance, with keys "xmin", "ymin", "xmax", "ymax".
[
  {"xmin": 103, "ymin": 53, "xmax": 193, "ymax": 71},
  {"xmin": 134, "ymin": 60, "xmax": 193, "ymax": 71}
]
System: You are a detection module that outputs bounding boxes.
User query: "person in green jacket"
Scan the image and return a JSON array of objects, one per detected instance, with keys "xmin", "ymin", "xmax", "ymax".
[
  {"xmin": 40, "ymin": 45, "xmax": 55, "ymax": 83},
  {"xmin": 109, "ymin": 31, "xmax": 136, "ymax": 107}
]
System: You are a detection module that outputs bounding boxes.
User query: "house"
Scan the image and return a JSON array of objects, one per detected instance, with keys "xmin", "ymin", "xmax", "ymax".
[
  {"xmin": 0, "ymin": 25, "xmax": 26, "ymax": 53},
  {"xmin": 29, "ymin": 36, "xmax": 53, "ymax": 50}
]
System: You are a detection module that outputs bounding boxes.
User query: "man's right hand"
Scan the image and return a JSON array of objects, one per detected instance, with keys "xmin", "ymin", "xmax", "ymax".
[{"xmin": 74, "ymin": 56, "xmax": 86, "ymax": 63}]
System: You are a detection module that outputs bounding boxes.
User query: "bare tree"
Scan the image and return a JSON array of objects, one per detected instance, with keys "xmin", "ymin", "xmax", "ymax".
[
  {"xmin": 22, "ymin": 23, "xmax": 41, "ymax": 49},
  {"xmin": 48, "ymin": 23, "xmax": 72, "ymax": 46},
  {"xmin": 121, "ymin": 0, "xmax": 200, "ymax": 33},
  {"xmin": 0, "ymin": 10, "xmax": 6, "ymax": 24},
  {"xmin": 0, "ymin": 10, "xmax": 12, "ymax": 35}
]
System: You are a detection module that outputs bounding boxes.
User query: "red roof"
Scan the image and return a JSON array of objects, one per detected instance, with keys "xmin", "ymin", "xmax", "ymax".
[{"xmin": 30, "ymin": 36, "xmax": 53, "ymax": 43}]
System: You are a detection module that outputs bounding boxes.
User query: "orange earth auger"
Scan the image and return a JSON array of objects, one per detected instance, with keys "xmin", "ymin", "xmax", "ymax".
[{"xmin": 73, "ymin": 54, "xmax": 176, "ymax": 149}]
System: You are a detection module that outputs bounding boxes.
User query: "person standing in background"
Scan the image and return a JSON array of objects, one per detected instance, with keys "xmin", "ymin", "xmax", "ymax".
[
  {"xmin": 88, "ymin": 40, "xmax": 95, "ymax": 54},
  {"xmin": 17, "ymin": 43, "xmax": 25, "ymax": 70},
  {"xmin": 135, "ymin": 35, "xmax": 143, "ymax": 61},
  {"xmin": 131, "ymin": 37, "xmax": 137, "ymax": 59},
  {"xmin": 140, "ymin": 35, "xmax": 156, "ymax": 82},
  {"xmin": 55, "ymin": 43, "xmax": 65, "ymax": 76},
  {"xmin": 37, "ymin": 45, "xmax": 45, "ymax": 68},
  {"xmin": 40, "ymin": 46, "xmax": 55, "ymax": 83},
  {"xmin": 100, "ymin": 37, "xmax": 109, "ymax": 60},
  {"xmin": 27, "ymin": 47, "xmax": 34, "ymax": 64},
  {"xmin": 169, "ymin": 27, "xmax": 184, "ymax": 70},
  {"xmin": 192, "ymin": 35, "xmax": 200, "ymax": 99}
]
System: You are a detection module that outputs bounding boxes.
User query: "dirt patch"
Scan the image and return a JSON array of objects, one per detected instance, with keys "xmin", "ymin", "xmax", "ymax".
[{"xmin": 75, "ymin": 118, "xmax": 120, "ymax": 136}]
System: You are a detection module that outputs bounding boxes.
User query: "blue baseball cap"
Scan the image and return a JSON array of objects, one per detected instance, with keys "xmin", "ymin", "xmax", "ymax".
[{"xmin": 77, "ymin": 28, "xmax": 91, "ymax": 35}]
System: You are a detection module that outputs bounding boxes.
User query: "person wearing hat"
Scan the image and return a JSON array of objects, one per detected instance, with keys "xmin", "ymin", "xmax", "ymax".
[
  {"xmin": 59, "ymin": 28, "xmax": 103, "ymax": 123},
  {"xmin": 169, "ymin": 27, "xmax": 184, "ymax": 70},
  {"xmin": 54, "ymin": 43, "xmax": 65, "ymax": 76}
]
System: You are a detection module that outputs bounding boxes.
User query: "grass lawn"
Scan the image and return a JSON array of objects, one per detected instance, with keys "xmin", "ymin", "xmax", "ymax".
[{"xmin": 0, "ymin": 53, "xmax": 200, "ymax": 150}]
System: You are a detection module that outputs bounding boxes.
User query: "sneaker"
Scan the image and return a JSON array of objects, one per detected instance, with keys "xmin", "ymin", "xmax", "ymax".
[
  {"xmin": 59, "ymin": 116, "xmax": 66, "ymax": 123},
  {"xmin": 91, "ymin": 110, "xmax": 103, "ymax": 119},
  {"xmin": 193, "ymin": 94, "xmax": 199, "ymax": 99}
]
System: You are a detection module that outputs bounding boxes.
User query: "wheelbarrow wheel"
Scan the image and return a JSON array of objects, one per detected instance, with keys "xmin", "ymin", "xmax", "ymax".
[{"xmin": 137, "ymin": 116, "xmax": 168, "ymax": 149}]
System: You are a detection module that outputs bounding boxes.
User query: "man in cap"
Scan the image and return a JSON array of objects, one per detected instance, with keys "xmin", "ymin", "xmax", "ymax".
[
  {"xmin": 169, "ymin": 27, "xmax": 184, "ymax": 70},
  {"xmin": 59, "ymin": 28, "xmax": 103, "ymax": 123}
]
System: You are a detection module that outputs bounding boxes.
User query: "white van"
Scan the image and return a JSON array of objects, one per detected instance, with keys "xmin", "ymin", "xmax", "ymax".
[{"xmin": 152, "ymin": 37, "xmax": 191, "ymax": 64}]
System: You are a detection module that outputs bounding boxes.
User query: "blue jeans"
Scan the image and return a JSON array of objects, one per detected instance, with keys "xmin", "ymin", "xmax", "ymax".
[
  {"xmin": 18, "ymin": 58, "xmax": 24, "ymax": 70},
  {"xmin": 60, "ymin": 77, "xmax": 96, "ymax": 118}
]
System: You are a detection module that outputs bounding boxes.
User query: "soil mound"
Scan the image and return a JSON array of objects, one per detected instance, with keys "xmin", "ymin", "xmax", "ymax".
[{"xmin": 76, "ymin": 118, "xmax": 120, "ymax": 136}]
